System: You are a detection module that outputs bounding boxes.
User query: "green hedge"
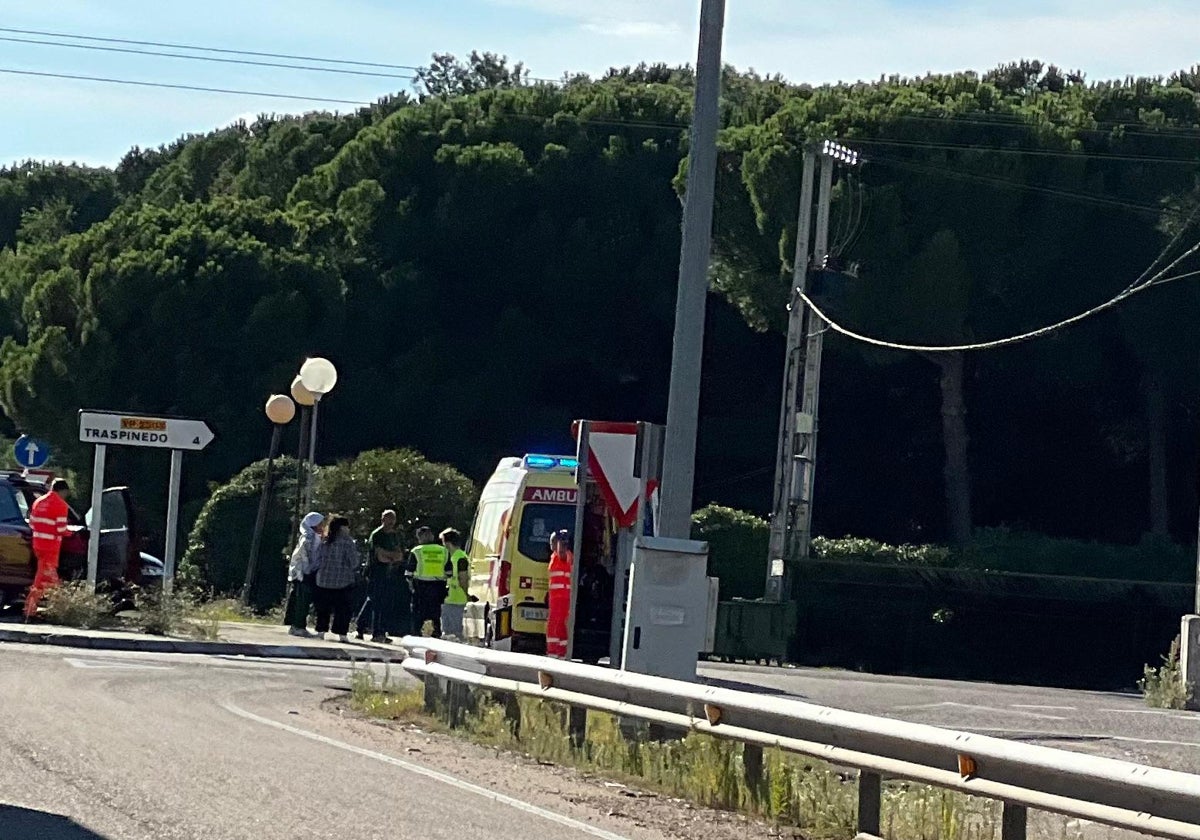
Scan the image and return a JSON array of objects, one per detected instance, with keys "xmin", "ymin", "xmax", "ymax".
[
  {"xmin": 689, "ymin": 506, "xmax": 1195, "ymax": 599},
  {"xmin": 181, "ymin": 448, "xmax": 478, "ymax": 610},
  {"xmin": 692, "ymin": 504, "xmax": 769, "ymax": 600}
]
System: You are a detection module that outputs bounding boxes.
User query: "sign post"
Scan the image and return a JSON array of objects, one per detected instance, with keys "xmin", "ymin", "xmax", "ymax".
[
  {"xmin": 13, "ymin": 435, "xmax": 50, "ymax": 471},
  {"xmin": 86, "ymin": 445, "xmax": 107, "ymax": 587},
  {"xmin": 78, "ymin": 410, "xmax": 214, "ymax": 591}
]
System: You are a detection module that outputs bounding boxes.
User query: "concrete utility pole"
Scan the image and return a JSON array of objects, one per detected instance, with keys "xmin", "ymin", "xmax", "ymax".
[
  {"xmin": 765, "ymin": 141, "xmax": 859, "ymax": 601},
  {"xmin": 658, "ymin": 0, "xmax": 727, "ymax": 540},
  {"xmin": 765, "ymin": 150, "xmax": 816, "ymax": 602}
]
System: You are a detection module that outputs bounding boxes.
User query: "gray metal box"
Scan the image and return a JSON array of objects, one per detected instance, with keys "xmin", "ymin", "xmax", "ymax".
[{"xmin": 621, "ymin": 536, "xmax": 711, "ymax": 682}]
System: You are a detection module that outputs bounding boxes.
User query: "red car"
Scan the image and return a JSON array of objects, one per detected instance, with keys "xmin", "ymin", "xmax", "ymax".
[{"xmin": 0, "ymin": 471, "xmax": 141, "ymax": 610}]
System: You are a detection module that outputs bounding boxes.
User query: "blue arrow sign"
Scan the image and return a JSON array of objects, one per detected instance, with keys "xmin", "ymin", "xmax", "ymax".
[{"xmin": 14, "ymin": 435, "xmax": 50, "ymax": 469}]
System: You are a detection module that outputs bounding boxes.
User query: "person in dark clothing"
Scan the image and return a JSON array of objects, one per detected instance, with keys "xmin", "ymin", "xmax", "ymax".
[
  {"xmin": 360, "ymin": 509, "xmax": 406, "ymax": 643},
  {"xmin": 313, "ymin": 516, "xmax": 359, "ymax": 642},
  {"xmin": 406, "ymin": 525, "xmax": 448, "ymax": 638}
]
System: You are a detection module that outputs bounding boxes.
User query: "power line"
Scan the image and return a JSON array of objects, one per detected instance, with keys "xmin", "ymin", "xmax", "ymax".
[
  {"xmin": 0, "ymin": 25, "xmax": 425, "ymax": 72},
  {"xmin": 869, "ymin": 155, "xmax": 1180, "ymax": 218},
  {"xmin": 0, "ymin": 34, "xmax": 419, "ymax": 80},
  {"xmin": 799, "ymin": 227, "xmax": 1200, "ymax": 354},
  {"xmin": 0, "ymin": 67, "xmax": 375, "ymax": 107},
  {"xmin": 849, "ymin": 137, "xmax": 1200, "ymax": 165}
]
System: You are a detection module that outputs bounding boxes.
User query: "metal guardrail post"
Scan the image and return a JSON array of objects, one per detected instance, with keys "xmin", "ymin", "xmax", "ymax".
[
  {"xmin": 744, "ymin": 744, "xmax": 765, "ymax": 799},
  {"xmin": 857, "ymin": 771, "xmax": 882, "ymax": 836},
  {"xmin": 568, "ymin": 705, "xmax": 588, "ymax": 749},
  {"xmin": 423, "ymin": 673, "xmax": 443, "ymax": 715},
  {"xmin": 1002, "ymin": 802, "xmax": 1027, "ymax": 840}
]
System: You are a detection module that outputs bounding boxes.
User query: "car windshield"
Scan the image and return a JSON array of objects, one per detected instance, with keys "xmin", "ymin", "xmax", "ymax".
[{"xmin": 516, "ymin": 503, "xmax": 575, "ymax": 562}]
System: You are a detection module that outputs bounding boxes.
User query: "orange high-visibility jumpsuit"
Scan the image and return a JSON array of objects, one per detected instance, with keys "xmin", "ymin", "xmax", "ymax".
[
  {"xmin": 545, "ymin": 548, "xmax": 573, "ymax": 658},
  {"xmin": 25, "ymin": 489, "xmax": 68, "ymax": 618}
]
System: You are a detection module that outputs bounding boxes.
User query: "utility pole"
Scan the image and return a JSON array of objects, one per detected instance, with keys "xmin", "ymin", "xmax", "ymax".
[
  {"xmin": 658, "ymin": 0, "xmax": 726, "ymax": 540},
  {"xmin": 766, "ymin": 150, "xmax": 816, "ymax": 602},
  {"xmin": 765, "ymin": 141, "xmax": 859, "ymax": 600}
]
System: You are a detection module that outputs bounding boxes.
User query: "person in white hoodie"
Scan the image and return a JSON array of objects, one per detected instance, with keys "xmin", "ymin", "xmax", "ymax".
[{"xmin": 285, "ymin": 512, "xmax": 325, "ymax": 637}]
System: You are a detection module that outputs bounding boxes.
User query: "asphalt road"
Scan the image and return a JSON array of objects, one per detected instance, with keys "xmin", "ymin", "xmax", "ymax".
[
  {"xmin": 4, "ymin": 642, "xmax": 1200, "ymax": 840},
  {"xmin": 0, "ymin": 644, "xmax": 722, "ymax": 840},
  {"xmin": 698, "ymin": 661, "xmax": 1200, "ymax": 772}
]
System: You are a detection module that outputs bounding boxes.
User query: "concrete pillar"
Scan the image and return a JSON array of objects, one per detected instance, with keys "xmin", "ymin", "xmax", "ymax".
[{"xmin": 1180, "ymin": 615, "xmax": 1200, "ymax": 711}]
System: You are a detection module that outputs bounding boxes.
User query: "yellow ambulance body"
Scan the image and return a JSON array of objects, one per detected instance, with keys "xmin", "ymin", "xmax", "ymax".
[{"xmin": 463, "ymin": 454, "xmax": 578, "ymax": 652}]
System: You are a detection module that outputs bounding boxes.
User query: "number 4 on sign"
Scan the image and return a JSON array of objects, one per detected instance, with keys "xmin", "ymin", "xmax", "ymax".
[{"xmin": 193, "ymin": 437, "xmax": 200, "ymax": 445}]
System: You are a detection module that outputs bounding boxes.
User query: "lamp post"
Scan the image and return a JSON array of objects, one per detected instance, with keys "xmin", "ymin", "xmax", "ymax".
[
  {"xmin": 242, "ymin": 394, "xmax": 296, "ymax": 605},
  {"xmin": 298, "ymin": 357, "xmax": 338, "ymax": 512},
  {"xmin": 290, "ymin": 375, "xmax": 316, "ymax": 529}
]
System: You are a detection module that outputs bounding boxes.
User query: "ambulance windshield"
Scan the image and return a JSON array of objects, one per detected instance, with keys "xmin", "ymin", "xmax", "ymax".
[{"xmin": 517, "ymin": 504, "xmax": 576, "ymax": 562}]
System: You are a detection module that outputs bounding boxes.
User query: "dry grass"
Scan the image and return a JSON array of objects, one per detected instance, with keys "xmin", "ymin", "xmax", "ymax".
[
  {"xmin": 40, "ymin": 582, "xmax": 115, "ymax": 630},
  {"xmin": 349, "ymin": 673, "xmax": 1087, "ymax": 840}
]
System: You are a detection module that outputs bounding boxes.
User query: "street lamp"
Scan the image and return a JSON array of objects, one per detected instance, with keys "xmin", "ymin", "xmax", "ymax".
[
  {"xmin": 298, "ymin": 357, "xmax": 338, "ymax": 511},
  {"xmin": 290, "ymin": 375, "xmax": 316, "ymax": 529},
  {"xmin": 242, "ymin": 394, "xmax": 296, "ymax": 605}
]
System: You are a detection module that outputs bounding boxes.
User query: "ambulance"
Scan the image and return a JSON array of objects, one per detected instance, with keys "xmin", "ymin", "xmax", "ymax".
[{"xmin": 462, "ymin": 454, "xmax": 581, "ymax": 653}]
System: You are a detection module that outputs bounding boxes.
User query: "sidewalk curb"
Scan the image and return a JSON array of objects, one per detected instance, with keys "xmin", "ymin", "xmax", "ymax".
[{"xmin": 0, "ymin": 628, "xmax": 407, "ymax": 662}]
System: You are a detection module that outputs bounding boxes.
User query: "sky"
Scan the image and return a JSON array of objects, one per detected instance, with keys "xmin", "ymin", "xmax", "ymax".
[{"xmin": 1, "ymin": 0, "xmax": 1197, "ymax": 167}]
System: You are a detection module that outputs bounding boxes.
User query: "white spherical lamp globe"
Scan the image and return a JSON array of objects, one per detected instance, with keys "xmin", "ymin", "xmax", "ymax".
[
  {"xmin": 265, "ymin": 394, "xmax": 296, "ymax": 425},
  {"xmin": 299, "ymin": 357, "xmax": 338, "ymax": 396},
  {"xmin": 290, "ymin": 375, "xmax": 316, "ymax": 407}
]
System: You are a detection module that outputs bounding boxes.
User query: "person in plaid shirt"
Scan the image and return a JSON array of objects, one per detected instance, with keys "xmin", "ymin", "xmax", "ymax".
[{"xmin": 313, "ymin": 516, "xmax": 360, "ymax": 642}]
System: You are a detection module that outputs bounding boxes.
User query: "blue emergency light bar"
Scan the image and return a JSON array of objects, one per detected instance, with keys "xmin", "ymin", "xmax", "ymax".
[{"xmin": 522, "ymin": 454, "xmax": 577, "ymax": 470}]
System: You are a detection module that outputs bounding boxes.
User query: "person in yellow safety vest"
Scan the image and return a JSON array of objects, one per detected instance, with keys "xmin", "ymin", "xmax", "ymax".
[
  {"xmin": 545, "ymin": 529, "xmax": 573, "ymax": 658},
  {"xmin": 440, "ymin": 527, "xmax": 469, "ymax": 640},
  {"xmin": 25, "ymin": 479, "xmax": 71, "ymax": 620},
  {"xmin": 406, "ymin": 525, "xmax": 449, "ymax": 638}
]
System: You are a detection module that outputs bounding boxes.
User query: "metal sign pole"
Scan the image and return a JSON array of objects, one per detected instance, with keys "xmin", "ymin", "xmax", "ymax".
[
  {"xmin": 565, "ymin": 421, "xmax": 589, "ymax": 662},
  {"xmin": 86, "ymin": 444, "xmax": 107, "ymax": 587},
  {"xmin": 163, "ymin": 449, "xmax": 183, "ymax": 595},
  {"xmin": 304, "ymin": 397, "xmax": 321, "ymax": 511}
]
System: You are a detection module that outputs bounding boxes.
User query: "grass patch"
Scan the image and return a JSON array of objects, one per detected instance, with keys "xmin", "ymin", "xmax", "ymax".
[
  {"xmin": 40, "ymin": 582, "xmax": 116, "ymax": 629},
  {"xmin": 348, "ymin": 667, "xmax": 428, "ymax": 723},
  {"xmin": 346, "ymin": 673, "xmax": 1087, "ymax": 840},
  {"xmin": 1140, "ymin": 635, "xmax": 1190, "ymax": 709}
]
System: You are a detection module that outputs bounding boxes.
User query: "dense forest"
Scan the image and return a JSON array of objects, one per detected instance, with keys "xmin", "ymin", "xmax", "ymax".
[{"xmin": 0, "ymin": 54, "xmax": 1198, "ymax": 561}]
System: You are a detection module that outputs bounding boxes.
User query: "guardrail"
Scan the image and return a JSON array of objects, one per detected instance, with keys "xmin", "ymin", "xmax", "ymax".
[{"xmin": 400, "ymin": 636, "xmax": 1200, "ymax": 840}]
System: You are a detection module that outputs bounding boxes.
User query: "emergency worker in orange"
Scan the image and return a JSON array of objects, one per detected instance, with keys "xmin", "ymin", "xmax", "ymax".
[
  {"xmin": 25, "ymin": 479, "xmax": 70, "ymax": 619},
  {"xmin": 545, "ymin": 529, "xmax": 574, "ymax": 658}
]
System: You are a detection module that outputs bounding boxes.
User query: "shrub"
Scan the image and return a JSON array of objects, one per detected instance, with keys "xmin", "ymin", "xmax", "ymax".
[
  {"xmin": 691, "ymin": 504, "xmax": 769, "ymax": 600},
  {"xmin": 315, "ymin": 448, "xmax": 477, "ymax": 543},
  {"xmin": 40, "ymin": 582, "xmax": 114, "ymax": 629},
  {"xmin": 1140, "ymin": 635, "xmax": 1190, "ymax": 709},
  {"xmin": 179, "ymin": 456, "xmax": 299, "ymax": 610},
  {"xmin": 812, "ymin": 536, "xmax": 953, "ymax": 567}
]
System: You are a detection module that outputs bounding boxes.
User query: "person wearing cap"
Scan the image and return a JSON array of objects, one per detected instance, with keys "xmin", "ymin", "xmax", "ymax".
[
  {"xmin": 362, "ymin": 509, "xmax": 406, "ymax": 643},
  {"xmin": 545, "ymin": 529, "xmax": 574, "ymax": 658},
  {"xmin": 407, "ymin": 525, "xmax": 449, "ymax": 637}
]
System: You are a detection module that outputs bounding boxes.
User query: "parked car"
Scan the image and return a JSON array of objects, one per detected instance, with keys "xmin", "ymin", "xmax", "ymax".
[{"xmin": 0, "ymin": 471, "xmax": 143, "ymax": 610}]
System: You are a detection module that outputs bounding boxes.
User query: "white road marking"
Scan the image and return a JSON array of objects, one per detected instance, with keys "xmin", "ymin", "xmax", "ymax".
[
  {"xmin": 894, "ymin": 701, "xmax": 1065, "ymax": 720},
  {"xmin": 64, "ymin": 657, "xmax": 172, "ymax": 670},
  {"xmin": 222, "ymin": 701, "xmax": 632, "ymax": 840},
  {"xmin": 1099, "ymin": 708, "xmax": 1200, "ymax": 718},
  {"xmin": 1010, "ymin": 704, "xmax": 1076, "ymax": 711}
]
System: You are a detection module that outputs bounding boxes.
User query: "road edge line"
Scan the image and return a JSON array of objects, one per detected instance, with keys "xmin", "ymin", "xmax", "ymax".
[{"xmin": 220, "ymin": 700, "xmax": 631, "ymax": 840}]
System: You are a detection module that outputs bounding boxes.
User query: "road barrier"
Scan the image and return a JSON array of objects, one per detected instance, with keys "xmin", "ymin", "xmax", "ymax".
[{"xmin": 400, "ymin": 636, "xmax": 1200, "ymax": 840}]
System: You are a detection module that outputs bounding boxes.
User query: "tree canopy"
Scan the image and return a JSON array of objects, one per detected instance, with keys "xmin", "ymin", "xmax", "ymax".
[{"xmin": 1, "ymin": 55, "xmax": 1198, "ymax": 563}]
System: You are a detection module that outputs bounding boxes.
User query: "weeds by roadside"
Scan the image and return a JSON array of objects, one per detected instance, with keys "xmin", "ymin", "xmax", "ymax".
[
  {"xmin": 40, "ymin": 582, "xmax": 115, "ymax": 630},
  {"xmin": 1140, "ymin": 635, "xmax": 1190, "ymax": 709},
  {"xmin": 344, "ymin": 670, "xmax": 1067, "ymax": 840}
]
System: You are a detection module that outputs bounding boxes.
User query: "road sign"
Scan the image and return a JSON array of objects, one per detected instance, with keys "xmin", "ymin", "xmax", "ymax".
[
  {"xmin": 78, "ymin": 411, "xmax": 214, "ymax": 451},
  {"xmin": 13, "ymin": 435, "xmax": 49, "ymax": 469},
  {"xmin": 574, "ymin": 421, "xmax": 657, "ymax": 529}
]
